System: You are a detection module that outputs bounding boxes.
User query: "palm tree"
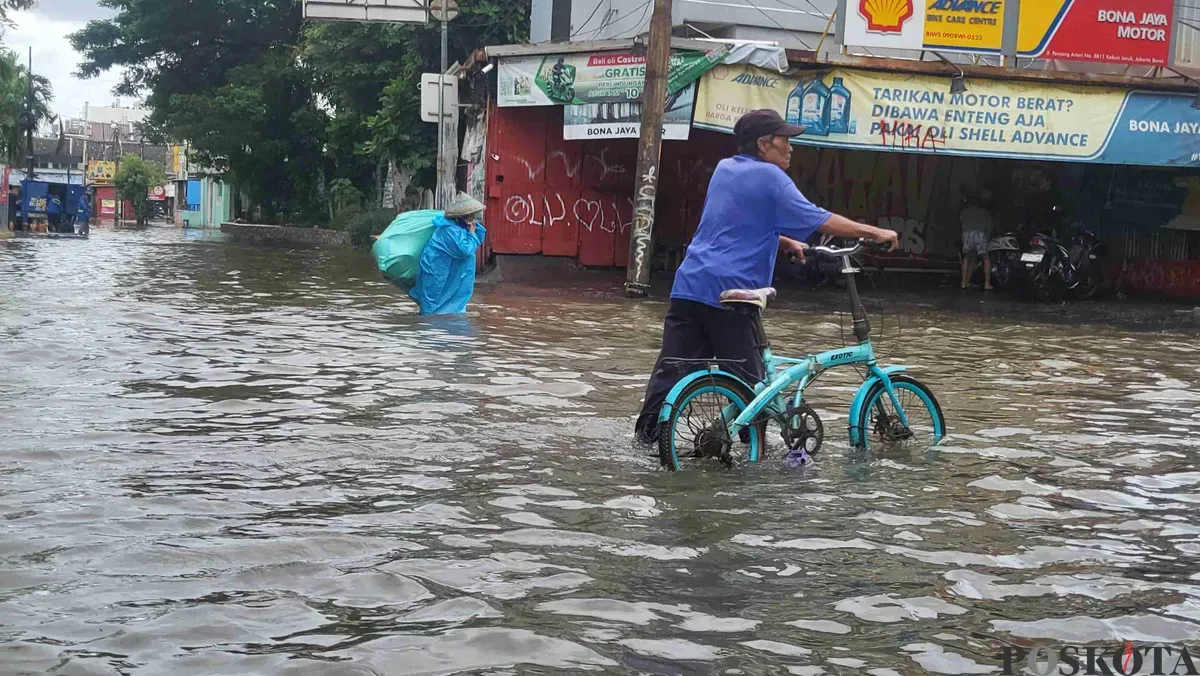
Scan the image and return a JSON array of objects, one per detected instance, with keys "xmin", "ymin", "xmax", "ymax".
[{"xmin": 0, "ymin": 47, "xmax": 54, "ymax": 166}]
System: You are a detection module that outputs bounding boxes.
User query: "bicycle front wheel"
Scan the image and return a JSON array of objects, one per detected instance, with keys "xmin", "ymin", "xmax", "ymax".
[
  {"xmin": 855, "ymin": 375, "xmax": 945, "ymax": 453},
  {"xmin": 658, "ymin": 375, "xmax": 766, "ymax": 471}
]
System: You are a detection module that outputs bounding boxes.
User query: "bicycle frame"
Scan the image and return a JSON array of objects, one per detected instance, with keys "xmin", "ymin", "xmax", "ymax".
[
  {"xmin": 656, "ymin": 241, "xmax": 918, "ymax": 453},
  {"xmin": 728, "ymin": 339, "xmax": 911, "ymax": 439}
]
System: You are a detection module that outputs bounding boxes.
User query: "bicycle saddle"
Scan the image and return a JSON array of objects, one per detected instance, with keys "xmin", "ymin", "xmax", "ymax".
[{"xmin": 719, "ymin": 287, "xmax": 776, "ymax": 310}]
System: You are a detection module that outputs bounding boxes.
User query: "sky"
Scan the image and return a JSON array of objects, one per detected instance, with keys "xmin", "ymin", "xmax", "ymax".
[{"xmin": 3, "ymin": 0, "xmax": 133, "ymax": 121}]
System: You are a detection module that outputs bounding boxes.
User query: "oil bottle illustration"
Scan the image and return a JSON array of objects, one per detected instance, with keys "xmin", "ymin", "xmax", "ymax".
[
  {"xmin": 828, "ymin": 77, "xmax": 851, "ymax": 134},
  {"xmin": 786, "ymin": 76, "xmax": 830, "ymax": 136}
]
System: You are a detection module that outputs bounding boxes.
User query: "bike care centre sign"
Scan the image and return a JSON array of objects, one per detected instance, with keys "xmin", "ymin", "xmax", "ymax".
[
  {"xmin": 841, "ymin": 0, "xmax": 1175, "ymax": 67},
  {"xmin": 693, "ymin": 63, "xmax": 1200, "ymax": 167}
]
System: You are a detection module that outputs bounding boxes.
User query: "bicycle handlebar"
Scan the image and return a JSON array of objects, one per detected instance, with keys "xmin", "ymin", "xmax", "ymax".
[{"xmin": 809, "ymin": 238, "xmax": 893, "ymax": 259}]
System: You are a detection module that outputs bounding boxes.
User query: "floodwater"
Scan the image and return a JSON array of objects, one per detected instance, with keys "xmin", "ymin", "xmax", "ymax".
[{"xmin": 2, "ymin": 227, "xmax": 1200, "ymax": 676}]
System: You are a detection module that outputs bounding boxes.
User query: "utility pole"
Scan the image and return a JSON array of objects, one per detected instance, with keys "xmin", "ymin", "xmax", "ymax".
[
  {"xmin": 623, "ymin": 0, "xmax": 672, "ymax": 298},
  {"xmin": 113, "ymin": 124, "xmax": 121, "ymax": 228},
  {"xmin": 434, "ymin": 0, "xmax": 458, "ymax": 210}
]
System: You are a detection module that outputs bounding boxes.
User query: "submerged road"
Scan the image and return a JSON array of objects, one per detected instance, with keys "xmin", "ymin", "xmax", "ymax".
[{"xmin": 2, "ymin": 228, "xmax": 1199, "ymax": 674}]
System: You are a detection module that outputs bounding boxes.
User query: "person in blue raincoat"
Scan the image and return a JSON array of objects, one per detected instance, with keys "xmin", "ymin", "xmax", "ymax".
[{"xmin": 408, "ymin": 192, "xmax": 488, "ymax": 315}]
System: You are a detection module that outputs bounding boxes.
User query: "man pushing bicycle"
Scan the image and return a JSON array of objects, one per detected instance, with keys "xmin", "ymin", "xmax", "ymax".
[{"xmin": 634, "ymin": 108, "xmax": 899, "ymax": 447}]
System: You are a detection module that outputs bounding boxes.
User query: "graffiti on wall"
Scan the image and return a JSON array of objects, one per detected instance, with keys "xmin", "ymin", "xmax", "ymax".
[
  {"xmin": 511, "ymin": 147, "xmax": 630, "ymax": 184},
  {"xmin": 502, "ymin": 192, "xmax": 632, "ymax": 234},
  {"xmin": 790, "ymin": 146, "xmax": 980, "ymax": 260}
]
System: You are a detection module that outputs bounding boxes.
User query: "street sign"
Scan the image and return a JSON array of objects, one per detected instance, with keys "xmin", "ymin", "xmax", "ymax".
[
  {"xmin": 420, "ymin": 74, "xmax": 459, "ymax": 123},
  {"xmin": 429, "ymin": 0, "xmax": 458, "ymax": 20},
  {"xmin": 303, "ymin": 0, "xmax": 429, "ymax": 24}
]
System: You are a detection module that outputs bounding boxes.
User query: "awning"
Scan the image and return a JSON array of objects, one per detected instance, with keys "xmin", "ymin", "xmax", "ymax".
[{"xmin": 693, "ymin": 63, "xmax": 1200, "ymax": 168}]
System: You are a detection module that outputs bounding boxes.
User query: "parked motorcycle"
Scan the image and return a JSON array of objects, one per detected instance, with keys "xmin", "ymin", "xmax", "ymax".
[
  {"xmin": 986, "ymin": 232, "xmax": 1023, "ymax": 291},
  {"xmin": 1018, "ymin": 227, "xmax": 1107, "ymax": 302},
  {"xmin": 1020, "ymin": 232, "xmax": 1070, "ymax": 302},
  {"xmin": 1066, "ymin": 228, "xmax": 1108, "ymax": 300}
]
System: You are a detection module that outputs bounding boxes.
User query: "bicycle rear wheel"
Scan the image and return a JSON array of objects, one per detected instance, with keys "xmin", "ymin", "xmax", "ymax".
[
  {"xmin": 855, "ymin": 375, "xmax": 945, "ymax": 453},
  {"xmin": 658, "ymin": 375, "xmax": 766, "ymax": 471}
]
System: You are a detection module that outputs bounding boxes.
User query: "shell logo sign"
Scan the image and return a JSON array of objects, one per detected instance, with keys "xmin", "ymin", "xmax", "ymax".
[{"xmin": 859, "ymin": 0, "xmax": 915, "ymax": 34}]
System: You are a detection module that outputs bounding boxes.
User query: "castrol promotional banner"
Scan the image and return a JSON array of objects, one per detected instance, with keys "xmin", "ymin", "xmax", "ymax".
[
  {"xmin": 497, "ymin": 49, "xmax": 725, "ymax": 107},
  {"xmin": 693, "ymin": 63, "xmax": 1200, "ymax": 167},
  {"xmin": 842, "ymin": 0, "xmax": 1174, "ymax": 66}
]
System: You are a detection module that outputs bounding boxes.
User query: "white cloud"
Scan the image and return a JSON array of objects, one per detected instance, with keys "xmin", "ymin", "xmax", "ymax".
[{"xmin": 3, "ymin": 7, "xmax": 135, "ymax": 121}]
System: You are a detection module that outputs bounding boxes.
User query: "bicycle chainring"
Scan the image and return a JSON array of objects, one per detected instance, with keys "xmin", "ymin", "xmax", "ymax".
[{"xmin": 783, "ymin": 405, "xmax": 824, "ymax": 454}]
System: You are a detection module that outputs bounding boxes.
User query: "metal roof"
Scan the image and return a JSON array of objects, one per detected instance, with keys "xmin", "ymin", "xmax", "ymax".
[
  {"xmin": 486, "ymin": 38, "xmax": 1200, "ymax": 92},
  {"xmin": 486, "ymin": 37, "xmax": 719, "ymax": 58}
]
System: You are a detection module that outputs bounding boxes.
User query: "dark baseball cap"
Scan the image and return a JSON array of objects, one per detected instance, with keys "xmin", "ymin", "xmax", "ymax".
[{"xmin": 734, "ymin": 109, "xmax": 807, "ymax": 145}]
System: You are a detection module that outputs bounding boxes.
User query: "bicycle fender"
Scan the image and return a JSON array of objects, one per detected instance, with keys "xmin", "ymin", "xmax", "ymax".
[
  {"xmin": 848, "ymin": 366, "xmax": 907, "ymax": 447},
  {"xmin": 657, "ymin": 368, "xmax": 757, "ymax": 424}
]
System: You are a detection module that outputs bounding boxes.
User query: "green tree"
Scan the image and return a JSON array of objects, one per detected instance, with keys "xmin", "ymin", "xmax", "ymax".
[
  {"xmin": 302, "ymin": 0, "xmax": 528, "ymax": 201},
  {"xmin": 71, "ymin": 0, "xmax": 528, "ymax": 225},
  {"xmin": 0, "ymin": 47, "xmax": 53, "ymax": 165},
  {"xmin": 71, "ymin": 0, "xmax": 324, "ymax": 223},
  {"xmin": 114, "ymin": 153, "xmax": 167, "ymax": 225},
  {"xmin": 0, "ymin": 0, "xmax": 34, "ymax": 27}
]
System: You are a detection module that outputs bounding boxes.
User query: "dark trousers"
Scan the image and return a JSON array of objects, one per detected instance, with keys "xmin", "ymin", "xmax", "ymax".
[{"xmin": 634, "ymin": 298, "xmax": 766, "ymax": 441}]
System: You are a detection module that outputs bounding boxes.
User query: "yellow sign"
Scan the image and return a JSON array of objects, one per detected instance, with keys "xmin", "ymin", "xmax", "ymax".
[
  {"xmin": 87, "ymin": 160, "xmax": 116, "ymax": 184},
  {"xmin": 923, "ymin": 0, "xmax": 1006, "ymax": 52},
  {"xmin": 169, "ymin": 145, "xmax": 185, "ymax": 175}
]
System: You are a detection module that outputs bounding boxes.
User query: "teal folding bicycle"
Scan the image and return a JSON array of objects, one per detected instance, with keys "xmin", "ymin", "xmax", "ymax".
[{"xmin": 656, "ymin": 238, "xmax": 946, "ymax": 471}]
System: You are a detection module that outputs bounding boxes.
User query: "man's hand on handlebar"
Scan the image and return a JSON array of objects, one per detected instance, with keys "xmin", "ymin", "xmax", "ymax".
[
  {"xmin": 817, "ymin": 214, "xmax": 900, "ymax": 252},
  {"xmin": 780, "ymin": 236, "xmax": 808, "ymax": 264},
  {"xmin": 868, "ymin": 226, "xmax": 899, "ymax": 252}
]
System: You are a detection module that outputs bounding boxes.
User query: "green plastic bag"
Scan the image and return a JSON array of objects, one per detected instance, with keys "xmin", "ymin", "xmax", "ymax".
[{"xmin": 371, "ymin": 209, "xmax": 442, "ymax": 291}]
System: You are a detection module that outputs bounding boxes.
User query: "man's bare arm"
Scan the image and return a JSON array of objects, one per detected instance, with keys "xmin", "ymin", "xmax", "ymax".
[{"xmin": 818, "ymin": 214, "xmax": 899, "ymax": 250}]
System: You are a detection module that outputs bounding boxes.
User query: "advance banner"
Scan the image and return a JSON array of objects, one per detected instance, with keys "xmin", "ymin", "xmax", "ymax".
[
  {"xmin": 563, "ymin": 82, "xmax": 695, "ymax": 141},
  {"xmin": 693, "ymin": 63, "xmax": 1200, "ymax": 167},
  {"xmin": 498, "ymin": 48, "xmax": 726, "ymax": 107}
]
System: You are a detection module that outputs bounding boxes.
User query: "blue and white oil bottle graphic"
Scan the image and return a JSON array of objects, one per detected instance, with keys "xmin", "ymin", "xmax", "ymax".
[
  {"xmin": 828, "ymin": 77, "xmax": 852, "ymax": 134},
  {"xmin": 786, "ymin": 75, "xmax": 854, "ymax": 136}
]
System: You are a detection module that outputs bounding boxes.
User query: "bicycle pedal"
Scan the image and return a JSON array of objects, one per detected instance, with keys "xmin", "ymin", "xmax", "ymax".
[{"xmin": 785, "ymin": 449, "xmax": 812, "ymax": 468}]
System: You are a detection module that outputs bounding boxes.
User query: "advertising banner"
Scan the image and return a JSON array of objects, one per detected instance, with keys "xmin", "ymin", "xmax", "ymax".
[
  {"xmin": 100, "ymin": 199, "xmax": 116, "ymax": 217},
  {"xmin": 498, "ymin": 48, "xmax": 726, "ymax": 107},
  {"xmin": 694, "ymin": 63, "xmax": 1200, "ymax": 167},
  {"xmin": 87, "ymin": 160, "xmax": 116, "ymax": 184},
  {"xmin": 563, "ymin": 82, "xmax": 695, "ymax": 141},
  {"xmin": 846, "ymin": 0, "xmax": 1174, "ymax": 67},
  {"xmin": 1017, "ymin": 0, "xmax": 1174, "ymax": 66}
]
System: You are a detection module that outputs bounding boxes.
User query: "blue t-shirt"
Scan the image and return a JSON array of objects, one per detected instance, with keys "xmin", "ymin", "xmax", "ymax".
[{"xmin": 671, "ymin": 154, "xmax": 831, "ymax": 308}]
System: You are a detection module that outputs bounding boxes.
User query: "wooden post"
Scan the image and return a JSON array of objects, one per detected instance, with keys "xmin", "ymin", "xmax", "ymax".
[{"xmin": 623, "ymin": 0, "xmax": 673, "ymax": 298}]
